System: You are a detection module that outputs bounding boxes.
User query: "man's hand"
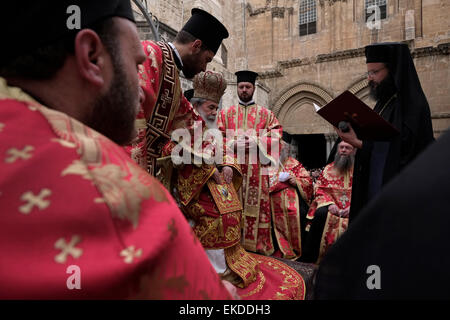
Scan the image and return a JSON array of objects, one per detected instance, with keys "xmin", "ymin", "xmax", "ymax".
[
  {"xmin": 335, "ymin": 123, "xmax": 363, "ymax": 149},
  {"xmin": 288, "ymin": 176, "xmax": 297, "ymax": 185},
  {"xmin": 221, "ymin": 280, "xmax": 241, "ymax": 300},
  {"xmin": 328, "ymin": 204, "xmax": 339, "ymax": 215},
  {"xmin": 222, "ymin": 166, "xmax": 233, "ymax": 184},
  {"xmin": 339, "ymin": 207, "xmax": 350, "ymax": 218},
  {"xmin": 212, "ymin": 169, "xmax": 223, "ymax": 184},
  {"xmin": 236, "ymin": 136, "xmax": 248, "ymax": 150},
  {"xmin": 246, "ymin": 135, "xmax": 257, "ymax": 149}
]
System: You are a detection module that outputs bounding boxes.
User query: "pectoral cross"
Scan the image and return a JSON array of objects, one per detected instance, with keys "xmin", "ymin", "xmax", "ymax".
[{"xmin": 340, "ymin": 194, "xmax": 349, "ymax": 207}]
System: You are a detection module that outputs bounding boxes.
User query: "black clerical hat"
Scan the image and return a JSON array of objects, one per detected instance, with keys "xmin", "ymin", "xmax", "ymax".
[
  {"xmin": 184, "ymin": 89, "xmax": 194, "ymax": 102},
  {"xmin": 235, "ymin": 70, "xmax": 259, "ymax": 84},
  {"xmin": 182, "ymin": 8, "xmax": 229, "ymax": 54},
  {"xmin": 0, "ymin": 0, "xmax": 135, "ymax": 66},
  {"xmin": 365, "ymin": 43, "xmax": 392, "ymax": 63}
]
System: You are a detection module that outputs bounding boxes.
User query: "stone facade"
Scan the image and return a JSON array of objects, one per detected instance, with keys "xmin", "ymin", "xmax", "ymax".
[{"xmin": 132, "ymin": 0, "xmax": 449, "ymax": 166}]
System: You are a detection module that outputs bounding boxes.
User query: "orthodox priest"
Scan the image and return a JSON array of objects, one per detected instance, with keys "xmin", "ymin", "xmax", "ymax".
[
  {"xmin": 0, "ymin": 0, "xmax": 233, "ymax": 299},
  {"xmin": 217, "ymin": 70, "xmax": 283, "ymax": 256},
  {"xmin": 269, "ymin": 135, "xmax": 313, "ymax": 260},
  {"xmin": 125, "ymin": 8, "xmax": 229, "ymax": 175},
  {"xmin": 301, "ymin": 141, "xmax": 355, "ymax": 264},
  {"xmin": 335, "ymin": 42, "xmax": 434, "ymax": 222},
  {"xmin": 161, "ymin": 71, "xmax": 305, "ymax": 300},
  {"xmin": 315, "ymin": 131, "xmax": 450, "ymax": 299}
]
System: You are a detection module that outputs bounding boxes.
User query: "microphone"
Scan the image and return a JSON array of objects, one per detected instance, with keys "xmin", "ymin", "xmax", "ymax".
[{"xmin": 338, "ymin": 121, "xmax": 350, "ymax": 133}]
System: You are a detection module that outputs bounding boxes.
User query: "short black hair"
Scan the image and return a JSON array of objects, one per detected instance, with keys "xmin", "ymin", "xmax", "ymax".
[
  {"xmin": 0, "ymin": 18, "xmax": 119, "ymax": 80},
  {"xmin": 174, "ymin": 30, "xmax": 209, "ymax": 51}
]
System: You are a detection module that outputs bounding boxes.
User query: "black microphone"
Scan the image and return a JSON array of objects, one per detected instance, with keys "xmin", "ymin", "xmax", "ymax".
[{"xmin": 338, "ymin": 121, "xmax": 350, "ymax": 133}]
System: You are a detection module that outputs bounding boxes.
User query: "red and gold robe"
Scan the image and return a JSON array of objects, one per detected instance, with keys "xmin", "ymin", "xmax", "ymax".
[
  {"xmin": 217, "ymin": 103, "xmax": 282, "ymax": 256},
  {"xmin": 269, "ymin": 157, "xmax": 313, "ymax": 259},
  {"xmin": 162, "ymin": 123, "xmax": 305, "ymax": 300},
  {"xmin": 306, "ymin": 162, "xmax": 353, "ymax": 263},
  {"xmin": 125, "ymin": 40, "xmax": 197, "ymax": 175},
  {"xmin": 0, "ymin": 79, "xmax": 232, "ymax": 299}
]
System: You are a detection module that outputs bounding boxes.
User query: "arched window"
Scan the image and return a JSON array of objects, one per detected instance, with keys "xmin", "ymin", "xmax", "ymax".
[
  {"xmin": 299, "ymin": 0, "xmax": 317, "ymax": 36},
  {"xmin": 221, "ymin": 45, "xmax": 228, "ymax": 69},
  {"xmin": 365, "ymin": 0, "xmax": 387, "ymax": 22}
]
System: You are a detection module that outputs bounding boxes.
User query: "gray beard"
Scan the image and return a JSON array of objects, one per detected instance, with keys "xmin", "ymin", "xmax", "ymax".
[
  {"xmin": 196, "ymin": 108, "xmax": 217, "ymax": 129},
  {"xmin": 204, "ymin": 118, "xmax": 218, "ymax": 129},
  {"xmin": 334, "ymin": 152, "xmax": 354, "ymax": 174}
]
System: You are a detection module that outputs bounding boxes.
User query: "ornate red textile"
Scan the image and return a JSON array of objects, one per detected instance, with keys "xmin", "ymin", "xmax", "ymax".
[
  {"xmin": 124, "ymin": 40, "xmax": 199, "ymax": 174},
  {"xmin": 0, "ymin": 81, "xmax": 232, "ymax": 300},
  {"xmin": 269, "ymin": 157, "xmax": 313, "ymax": 259},
  {"xmin": 217, "ymin": 103, "xmax": 282, "ymax": 256},
  {"xmin": 306, "ymin": 162, "xmax": 353, "ymax": 263},
  {"xmin": 237, "ymin": 254, "xmax": 305, "ymax": 300}
]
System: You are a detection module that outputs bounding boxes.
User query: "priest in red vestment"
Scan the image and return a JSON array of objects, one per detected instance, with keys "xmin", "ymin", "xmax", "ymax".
[
  {"xmin": 161, "ymin": 71, "xmax": 305, "ymax": 300},
  {"xmin": 301, "ymin": 141, "xmax": 355, "ymax": 264},
  {"xmin": 0, "ymin": 1, "xmax": 234, "ymax": 300},
  {"xmin": 217, "ymin": 71, "xmax": 283, "ymax": 256},
  {"xmin": 269, "ymin": 138, "xmax": 313, "ymax": 260},
  {"xmin": 125, "ymin": 8, "xmax": 229, "ymax": 175}
]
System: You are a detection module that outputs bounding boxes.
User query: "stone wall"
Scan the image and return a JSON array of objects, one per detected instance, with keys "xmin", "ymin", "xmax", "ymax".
[{"xmin": 132, "ymin": 0, "xmax": 449, "ymax": 137}]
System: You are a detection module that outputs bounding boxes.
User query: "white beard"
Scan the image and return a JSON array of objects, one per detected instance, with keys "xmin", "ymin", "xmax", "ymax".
[{"xmin": 196, "ymin": 108, "xmax": 218, "ymax": 129}]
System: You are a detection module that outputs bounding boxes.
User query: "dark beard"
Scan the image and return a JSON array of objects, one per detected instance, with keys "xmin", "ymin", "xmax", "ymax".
[
  {"xmin": 181, "ymin": 52, "xmax": 202, "ymax": 79},
  {"xmin": 369, "ymin": 74, "xmax": 397, "ymax": 102},
  {"xmin": 334, "ymin": 152, "xmax": 354, "ymax": 174},
  {"xmin": 87, "ymin": 55, "xmax": 138, "ymax": 146},
  {"xmin": 239, "ymin": 93, "xmax": 253, "ymax": 103}
]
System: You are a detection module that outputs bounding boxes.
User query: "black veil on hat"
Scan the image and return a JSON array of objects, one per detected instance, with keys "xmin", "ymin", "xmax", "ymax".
[
  {"xmin": 364, "ymin": 42, "xmax": 434, "ymax": 150},
  {"xmin": 0, "ymin": 0, "xmax": 135, "ymax": 67},
  {"xmin": 182, "ymin": 8, "xmax": 229, "ymax": 54},
  {"xmin": 235, "ymin": 71, "xmax": 259, "ymax": 85},
  {"xmin": 282, "ymin": 131, "xmax": 292, "ymax": 144},
  {"xmin": 184, "ymin": 89, "xmax": 194, "ymax": 102}
]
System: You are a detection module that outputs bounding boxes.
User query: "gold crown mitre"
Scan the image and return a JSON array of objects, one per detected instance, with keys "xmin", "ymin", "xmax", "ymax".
[{"xmin": 193, "ymin": 71, "xmax": 227, "ymax": 104}]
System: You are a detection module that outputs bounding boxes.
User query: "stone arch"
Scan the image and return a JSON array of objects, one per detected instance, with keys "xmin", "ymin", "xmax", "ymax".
[{"xmin": 272, "ymin": 83, "xmax": 335, "ymax": 135}]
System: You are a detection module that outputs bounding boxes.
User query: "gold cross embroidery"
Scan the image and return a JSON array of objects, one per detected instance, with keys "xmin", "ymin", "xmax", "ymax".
[
  {"xmin": 19, "ymin": 189, "xmax": 52, "ymax": 214},
  {"xmin": 160, "ymin": 89, "xmax": 172, "ymax": 110},
  {"xmin": 120, "ymin": 246, "xmax": 143, "ymax": 264},
  {"xmin": 54, "ymin": 235, "xmax": 83, "ymax": 264},
  {"xmin": 5, "ymin": 146, "xmax": 34, "ymax": 163}
]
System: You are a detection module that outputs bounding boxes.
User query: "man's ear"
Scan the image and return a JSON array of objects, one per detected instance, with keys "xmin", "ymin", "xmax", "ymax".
[
  {"xmin": 74, "ymin": 29, "xmax": 108, "ymax": 88},
  {"xmin": 191, "ymin": 39, "xmax": 203, "ymax": 54}
]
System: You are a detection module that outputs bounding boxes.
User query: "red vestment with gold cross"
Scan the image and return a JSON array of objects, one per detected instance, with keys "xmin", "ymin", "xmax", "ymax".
[
  {"xmin": 306, "ymin": 162, "xmax": 353, "ymax": 263},
  {"xmin": 0, "ymin": 79, "xmax": 231, "ymax": 299},
  {"xmin": 161, "ymin": 121, "xmax": 305, "ymax": 300},
  {"xmin": 124, "ymin": 40, "xmax": 196, "ymax": 175},
  {"xmin": 269, "ymin": 157, "xmax": 313, "ymax": 259},
  {"xmin": 217, "ymin": 103, "xmax": 282, "ymax": 256}
]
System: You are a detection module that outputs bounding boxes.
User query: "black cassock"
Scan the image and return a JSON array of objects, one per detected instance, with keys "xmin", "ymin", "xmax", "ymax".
[
  {"xmin": 315, "ymin": 130, "xmax": 450, "ymax": 299},
  {"xmin": 331, "ymin": 43, "xmax": 435, "ymax": 222}
]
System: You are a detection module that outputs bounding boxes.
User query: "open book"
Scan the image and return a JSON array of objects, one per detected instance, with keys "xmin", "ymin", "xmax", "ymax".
[{"xmin": 314, "ymin": 91, "xmax": 399, "ymax": 140}]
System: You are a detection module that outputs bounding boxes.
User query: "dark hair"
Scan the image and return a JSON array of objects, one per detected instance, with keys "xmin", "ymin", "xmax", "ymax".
[
  {"xmin": 0, "ymin": 18, "xmax": 119, "ymax": 80},
  {"xmin": 174, "ymin": 30, "xmax": 209, "ymax": 51}
]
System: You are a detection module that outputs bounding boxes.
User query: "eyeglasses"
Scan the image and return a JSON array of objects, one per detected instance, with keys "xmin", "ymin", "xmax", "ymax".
[{"xmin": 366, "ymin": 67, "xmax": 386, "ymax": 78}]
